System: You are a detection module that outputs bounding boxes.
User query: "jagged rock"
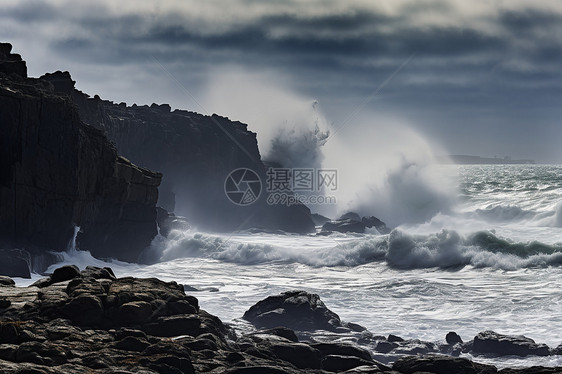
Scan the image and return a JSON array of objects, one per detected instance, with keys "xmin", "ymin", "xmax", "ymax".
[
  {"xmin": 0, "ymin": 43, "xmax": 27, "ymax": 77},
  {"xmin": 0, "ymin": 52, "xmax": 162, "ymax": 263},
  {"xmin": 251, "ymin": 327, "xmax": 299, "ymax": 342},
  {"xmin": 321, "ymin": 212, "xmax": 388, "ymax": 234},
  {"xmin": 41, "ymin": 71, "xmax": 315, "ymax": 234},
  {"xmin": 322, "ymin": 219, "xmax": 366, "ymax": 233},
  {"xmin": 156, "ymin": 207, "xmax": 190, "ymax": 237},
  {"xmin": 552, "ymin": 343, "xmax": 562, "ymax": 355},
  {"xmin": 243, "ymin": 290, "xmax": 345, "ymax": 332},
  {"xmin": 393, "ymin": 355, "xmax": 498, "ymax": 374},
  {"xmin": 118, "ymin": 301, "xmax": 153, "ymax": 325},
  {"xmin": 0, "ymin": 266, "xmax": 561, "ymax": 374},
  {"xmin": 311, "ymin": 213, "xmax": 331, "ymax": 226},
  {"xmin": 62, "ymin": 294, "xmax": 104, "ymax": 326},
  {"xmin": 472, "ymin": 331, "xmax": 550, "ymax": 357},
  {"xmin": 322, "ymin": 355, "xmax": 376, "ymax": 372},
  {"xmin": 388, "ymin": 334, "xmax": 405, "ymax": 343},
  {"xmin": 0, "ymin": 249, "xmax": 31, "ymax": 278},
  {"xmin": 374, "ymin": 341, "xmax": 398, "ymax": 354},
  {"xmin": 361, "ymin": 216, "xmax": 389, "ymax": 233},
  {"xmin": 310, "ymin": 343, "xmax": 373, "ymax": 362},
  {"xmin": 114, "ymin": 336, "xmax": 150, "ymax": 352},
  {"xmin": 80, "ymin": 266, "xmax": 116, "ymax": 280},
  {"xmin": 391, "ymin": 339, "xmax": 440, "ymax": 355}
]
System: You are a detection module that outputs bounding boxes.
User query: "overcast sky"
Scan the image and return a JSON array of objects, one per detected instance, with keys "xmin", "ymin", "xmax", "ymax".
[{"xmin": 2, "ymin": 0, "xmax": 562, "ymax": 162}]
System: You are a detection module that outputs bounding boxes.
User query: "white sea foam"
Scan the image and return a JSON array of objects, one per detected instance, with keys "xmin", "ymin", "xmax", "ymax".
[{"xmin": 13, "ymin": 164, "xmax": 562, "ymax": 369}]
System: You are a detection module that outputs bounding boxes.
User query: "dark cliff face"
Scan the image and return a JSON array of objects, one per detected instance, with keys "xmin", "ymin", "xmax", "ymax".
[
  {"xmin": 42, "ymin": 71, "xmax": 315, "ymax": 234},
  {"xmin": 0, "ymin": 44, "xmax": 162, "ymax": 263}
]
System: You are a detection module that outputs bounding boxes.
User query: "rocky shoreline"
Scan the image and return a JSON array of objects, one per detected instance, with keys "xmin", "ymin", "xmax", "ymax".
[{"xmin": 0, "ymin": 266, "xmax": 560, "ymax": 374}]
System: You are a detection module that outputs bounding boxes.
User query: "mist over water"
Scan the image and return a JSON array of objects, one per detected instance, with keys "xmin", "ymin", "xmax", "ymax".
[{"xmin": 204, "ymin": 68, "xmax": 455, "ymax": 222}]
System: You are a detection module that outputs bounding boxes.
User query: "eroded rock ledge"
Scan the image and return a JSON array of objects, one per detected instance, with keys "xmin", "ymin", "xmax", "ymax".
[
  {"xmin": 0, "ymin": 267, "xmax": 560, "ymax": 374},
  {"xmin": 0, "ymin": 43, "xmax": 162, "ymax": 266}
]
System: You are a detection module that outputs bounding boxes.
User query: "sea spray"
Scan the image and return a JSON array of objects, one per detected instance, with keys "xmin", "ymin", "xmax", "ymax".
[{"xmin": 203, "ymin": 68, "xmax": 456, "ymax": 222}]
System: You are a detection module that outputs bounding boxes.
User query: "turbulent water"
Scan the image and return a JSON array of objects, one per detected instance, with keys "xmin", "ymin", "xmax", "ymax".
[{"xmin": 19, "ymin": 164, "xmax": 562, "ymax": 368}]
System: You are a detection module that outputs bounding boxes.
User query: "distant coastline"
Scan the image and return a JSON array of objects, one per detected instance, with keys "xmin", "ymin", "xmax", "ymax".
[{"xmin": 437, "ymin": 155, "xmax": 536, "ymax": 165}]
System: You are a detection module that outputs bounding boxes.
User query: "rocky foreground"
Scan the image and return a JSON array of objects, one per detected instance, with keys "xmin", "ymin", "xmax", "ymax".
[{"xmin": 0, "ymin": 266, "xmax": 561, "ymax": 374}]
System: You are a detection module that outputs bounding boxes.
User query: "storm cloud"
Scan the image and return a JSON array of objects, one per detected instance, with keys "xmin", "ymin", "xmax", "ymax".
[{"xmin": 1, "ymin": 0, "xmax": 562, "ymax": 161}]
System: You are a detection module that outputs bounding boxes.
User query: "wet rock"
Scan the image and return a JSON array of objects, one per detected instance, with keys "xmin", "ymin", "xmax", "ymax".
[
  {"xmin": 80, "ymin": 266, "xmax": 116, "ymax": 280},
  {"xmin": 374, "ymin": 340, "xmax": 398, "ymax": 354},
  {"xmin": 310, "ymin": 342, "xmax": 373, "ymax": 362},
  {"xmin": 50, "ymin": 265, "xmax": 80, "ymax": 284},
  {"xmin": 243, "ymin": 290, "xmax": 345, "ymax": 332},
  {"xmin": 114, "ymin": 336, "xmax": 150, "ymax": 352},
  {"xmin": 473, "ymin": 331, "xmax": 550, "ymax": 357},
  {"xmin": 393, "ymin": 355, "xmax": 498, "ymax": 374},
  {"xmin": 498, "ymin": 368, "xmax": 562, "ymax": 373},
  {"xmin": 269, "ymin": 342, "xmax": 323, "ymax": 369},
  {"xmin": 311, "ymin": 213, "xmax": 331, "ymax": 226},
  {"xmin": 0, "ymin": 276, "xmax": 15, "ymax": 286},
  {"xmin": 392, "ymin": 339, "xmax": 440, "ymax": 355},
  {"xmin": 118, "ymin": 301, "xmax": 153, "ymax": 325},
  {"xmin": 322, "ymin": 219, "xmax": 366, "ymax": 234},
  {"xmin": 0, "ymin": 249, "xmax": 31, "ymax": 278},
  {"xmin": 322, "ymin": 355, "xmax": 376, "ymax": 372},
  {"xmin": 156, "ymin": 207, "xmax": 191, "ymax": 237},
  {"xmin": 446, "ymin": 331, "xmax": 463, "ymax": 345},
  {"xmin": 253, "ymin": 327, "xmax": 299, "ymax": 342},
  {"xmin": 62, "ymin": 294, "xmax": 104, "ymax": 326},
  {"xmin": 388, "ymin": 334, "xmax": 405, "ymax": 343},
  {"xmin": 143, "ymin": 315, "xmax": 201, "ymax": 337},
  {"xmin": 321, "ymin": 212, "xmax": 389, "ymax": 234}
]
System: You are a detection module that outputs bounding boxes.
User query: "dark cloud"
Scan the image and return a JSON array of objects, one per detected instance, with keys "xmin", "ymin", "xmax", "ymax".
[
  {"xmin": 2, "ymin": 0, "xmax": 562, "ymax": 161},
  {"xmin": 1, "ymin": 0, "xmax": 57, "ymax": 23}
]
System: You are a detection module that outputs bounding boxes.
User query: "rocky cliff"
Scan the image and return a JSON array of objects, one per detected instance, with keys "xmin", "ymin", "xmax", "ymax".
[
  {"xmin": 41, "ymin": 71, "xmax": 315, "ymax": 234},
  {"xmin": 0, "ymin": 43, "xmax": 162, "ymax": 266}
]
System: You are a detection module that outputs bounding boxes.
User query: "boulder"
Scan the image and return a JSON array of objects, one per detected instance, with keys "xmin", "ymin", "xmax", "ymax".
[
  {"xmin": 50, "ymin": 265, "xmax": 81, "ymax": 284},
  {"xmin": 446, "ymin": 331, "xmax": 463, "ymax": 345},
  {"xmin": 62, "ymin": 294, "xmax": 104, "ymax": 326},
  {"xmin": 0, "ymin": 276, "xmax": 14, "ymax": 287},
  {"xmin": 118, "ymin": 301, "xmax": 153, "ymax": 325},
  {"xmin": 80, "ymin": 266, "xmax": 116, "ymax": 280},
  {"xmin": 243, "ymin": 290, "xmax": 345, "ymax": 332},
  {"xmin": 472, "ymin": 331, "xmax": 550, "ymax": 357},
  {"xmin": 0, "ymin": 249, "xmax": 30, "ymax": 278}
]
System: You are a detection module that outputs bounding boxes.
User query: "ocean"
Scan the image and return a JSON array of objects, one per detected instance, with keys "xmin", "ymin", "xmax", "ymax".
[{"xmin": 17, "ymin": 164, "xmax": 562, "ymax": 368}]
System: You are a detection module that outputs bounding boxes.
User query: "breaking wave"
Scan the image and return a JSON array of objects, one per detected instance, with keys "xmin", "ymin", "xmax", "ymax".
[{"xmin": 153, "ymin": 229, "xmax": 562, "ymax": 271}]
